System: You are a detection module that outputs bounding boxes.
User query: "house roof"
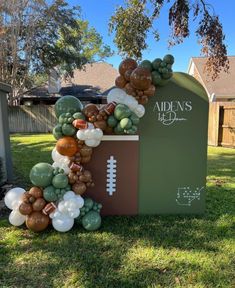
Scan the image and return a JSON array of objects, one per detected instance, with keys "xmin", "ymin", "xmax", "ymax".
[
  {"xmin": 61, "ymin": 62, "xmax": 118, "ymax": 94},
  {"xmin": 20, "ymin": 62, "xmax": 118, "ymax": 104},
  {"xmin": 188, "ymin": 56, "xmax": 235, "ymax": 97}
]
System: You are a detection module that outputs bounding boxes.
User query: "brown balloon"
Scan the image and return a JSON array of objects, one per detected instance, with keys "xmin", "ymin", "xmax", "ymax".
[
  {"xmin": 137, "ymin": 90, "xmax": 144, "ymax": 97},
  {"xmin": 139, "ymin": 95, "xmax": 149, "ymax": 105},
  {"xmin": 19, "ymin": 202, "xmax": 33, "ymax": 215},
  {"xmin": 94, "ymin": 120, "xmax": 107, "ymax": 131},
  {"xmin": 119, "ymin": 58, "xmax": 137, "ymax": 76},
  {"xmin": 26, "ymin": 212, "xmax": 50, "ymax": 232},
  {"xmin": 124, "ymin": 83, "xmax": 136, "ymax": 97},
  {"xmin": 115, "ymin": 75, "xmax": 127, "ymax": 88},
  {"xmin": 80, "ymin": 145, "xmax": 92, "ymax": 157},
  {"xmin": 68, "ymin": 172, "xmax": 78, "ymax": 184},
  {"xmin": 29, "ymin": 187, "xmax": 43, "ymax": 199},
  {"xmin": 72, "ymin": 182, "xmax": 87, "ymax": 195},
  {"xmin": 144, "ymin": 84, "xmax": 156, "ymax": 97},
  {"xmin": 124, "ymin": 69, "xmax": 133, "ymax": 81},
  {"xmin": 21, "ymin": 192, "xmax": 31, "ymax": 203},
  {"xmin": 56, "ymin": 136, "xmax": 78, "ymax": 157},
  {"xmin": 130, "ymin": 67, "xmax": 152, "ymax": 90},
  {"xmin": 32, "ymin": 198, "xmax": 46, "ymax": 211},
  {"xmin": 83, "ymin": 104, "xmax": 99, "ymax": 118},
  {"xmin": 29, "ymin": 196, "xmax": 36, "ymax": 204}
]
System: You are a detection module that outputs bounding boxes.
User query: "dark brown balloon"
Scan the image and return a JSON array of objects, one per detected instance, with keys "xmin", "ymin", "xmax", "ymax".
[
  {"xmin": 56, "ymin": 136, "xmax": 78, "ymax": 157},
  {"xmin": 119, "ymin": 58, "xmax": 137, "ymax": 76},
  {"xmin": 144, "ymin": 84, "xmax": 156, "ymax": 97},
  {"xmin": 29, "ymin": 187, "xmax": 43, "ymax": 199},
  {"xmin": 124, "ymin": 83, "xmax": 136, "ymax": 97},
  {"xmin": 32, "ymin": 198, "xmax": 46, "ymax": 211},
  {"xmin": 26, "ymin": 212, "xmax": 50, "ymax": 232},
  {"xmin": 72, "ymin": 182, "xmax": 87, "ymax": 195},
  {"xmin": 115, "ymin": 75, "xmax": 127, "ymax": 88},
  {"xmin": 19, "ymin": 202, "xmax": 33, "ymax": 215},
  {"xmin": 137, "ymin": 90, "xmax": 144, "ymax": 97},
  {"xmin": 83, "ymin": 104, "xmax": 99, "ymax": 118},
  {"xmin": 130, "ymin": 67, "xmax": 152, "ymax": 90},
  {"xmin": 29, "ymin": 196, "xmax": 36, "ymax": 204},
  {"xmin": 94, "ymin": 120, "xmax": 107, "ymax": 131}
]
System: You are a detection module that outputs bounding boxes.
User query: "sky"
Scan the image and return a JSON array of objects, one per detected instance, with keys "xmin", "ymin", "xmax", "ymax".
[{"xmin": 67, "ymin": 0, "xmax": 235, "ymax": 72}]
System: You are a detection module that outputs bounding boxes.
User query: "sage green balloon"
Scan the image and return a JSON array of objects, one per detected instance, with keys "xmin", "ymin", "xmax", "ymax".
[
  {"xmin": 84, "ymin": 198, "xmax": 94, "ymax": 210},
  {"xmin": 52, "ymin": 173, "xmax": 68, "ymax": 189},
  {"xmin": 55, "ymin": 95, "xmax": 83, "ymax": 118},
  {"xmin": 82, "ymin": 211, "xmax": 101, "ymax": 231},
  {"xmin": 29, "ymin": 163, "xmax": 54, "ymax": 187},
  {"xmin": 43, "ymin": 185, "xmax": 58, "ymax": 202},
  {"xmin": 62, "ymin": 123, "xmax": 76, "ymax": 136}
]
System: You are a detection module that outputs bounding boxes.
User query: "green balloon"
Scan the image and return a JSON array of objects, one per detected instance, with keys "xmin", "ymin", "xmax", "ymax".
[
  {"xmin": 53, "ymin": 124, "xmax": 63, "ymax": 140},
  {"xmin": 55, "ymin": 95, "xmax": 83, "ymax": 118},
  {"xmin": 130, "ymin": 113, "xmax": 140, "ymax": 125},
  {"xmin": 152, "ymin": 58, "xmax": 162, "ymax": 70},
  {"xmin": 52, "ymin": 173, "xmax": 68, "ymax": 189},
  {"xmin": 43, "ymin": 185, "xmax": 58, "ymax": 202},
  {"xmin": 30, "ymin": 163, "xmax": 54, "ymax": 187},
  {"xmin": 139, "ymin": 60, "xmax": 153, "ymax": 71},
  {"xmin": 120, "ymin": 118, "xmax": 132, "ymax": 129},
  {"xmin": 62, "ymin": 123, "xmax": 76, "ymax": 136},
  {"xmin": 151, "ymin": 71, "xmax": 162, "ymax": 86},
  {"xmin": 82, "ymin": 211, "xmax": 101, "ymax": 231},
  {"xmin": 163, "ymin": 54, "xmax": 175, "ymax": 65},
  {"xmin": 107, "ymin": 115, "xmax": 118, "ymax": 127},
  {"xmin": 73, "ymin": 112, "xmax": 86, "ymax": 120},
  {"xmin": 84, "ymin": 198, "xmax": 94, "ymax": 210},
  {"xmin": 114, "ymin": 104, "xmax": 131, "ymax": 120},
  {"xmin": 114, "ymin": 123, "xmax": 124, "ymax": 134}
]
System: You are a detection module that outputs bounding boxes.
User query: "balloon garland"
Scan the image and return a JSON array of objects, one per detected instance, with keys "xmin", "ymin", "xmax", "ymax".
[{"xmin": 5, "ymin": 55, "xmax": 174, "ymax": 232}]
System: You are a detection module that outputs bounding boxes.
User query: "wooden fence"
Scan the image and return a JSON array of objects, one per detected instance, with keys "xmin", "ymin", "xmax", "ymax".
[
  {"xmin": 8, "ymin": 101, "xmax": 99, "ymax": 133},
  {"xmin": 8, "ymin": 105, "xmax": 57, "ymax": 133},
  {"xmin": 208, "ymin": 102, "xmax": 235, "ymax": 148}
]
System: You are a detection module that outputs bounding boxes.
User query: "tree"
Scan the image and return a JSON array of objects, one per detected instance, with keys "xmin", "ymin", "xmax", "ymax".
[
  {"xmin": 0, "ymin": 0, "xmax": 113, "ymax": 105},
  {"xmin": 109, "ymin": 0, "xmax": 229, "ymax": 79}
]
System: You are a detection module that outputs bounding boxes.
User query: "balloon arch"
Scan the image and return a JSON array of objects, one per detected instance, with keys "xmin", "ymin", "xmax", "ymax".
[{"xmin": 5, "ymin": 55, "xmax": 175, "ymax": 232}]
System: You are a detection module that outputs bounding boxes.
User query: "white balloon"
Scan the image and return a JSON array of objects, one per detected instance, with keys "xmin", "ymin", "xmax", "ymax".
[
  {"xmin": 76, "ymin": 130, "xmax": 85, "ymax": 140},
  {"xmin": 63, "ymin": 191, "xmax": 75, "ymax": 201},
  {"xmin": 52, "ymin": 148, "xmax": 70, "ymax": 164},
  {"xmin": 94, "ymin": 128, "xmax": 103, "ymax": 140},
  {"xmin": 74, "ymin": 196, "xmax": 84, "ymax": 209},
  {"xmin": 4, "ymin": 187, "xmax": 25, "ymax": 210},
  {"xmin": 52, "ymin": 215, "xmax": 74, "ymax": 232},
  {"xmin": 88, "ymin": 123, "xmax": 94, "ymax": 129},
  {"xmin": 9, "ymin": 210, "xmax": 26, "ymax": 226},
  {"xmin": 134, "ymin": 105, "xmax": 145, "ymax": 118},
  {"xmin": 84, "ymin": 129, "xmax": 92, "ymax": 140},
  {"xmin": 125, "ymin": 94, "xmax": 138, "ymax": 110},
  {"xmin": 68, "ymin": 209, "xmax": 80, "ymax": 219},
  {"xmin": 85, "ymin": 139, "xmax": 100, "ymax": 147},
  {"xmin": 107, "ymin": 88, "xmax": 126, "ymax": 103}
]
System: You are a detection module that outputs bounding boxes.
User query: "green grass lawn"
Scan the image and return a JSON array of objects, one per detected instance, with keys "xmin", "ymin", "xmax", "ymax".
[{"xmin": 0, "ymin": 134, "xmax": 235, "ymax": 288}]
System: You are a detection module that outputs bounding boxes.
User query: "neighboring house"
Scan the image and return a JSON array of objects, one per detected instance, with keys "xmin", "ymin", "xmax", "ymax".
[
  {"xmin": 20, "ymin": 62, "xmax": 118, "ymax": 105},
  {"xmin": 188, "ymin": 56, "xmax": 235, "ymax": 102}
]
